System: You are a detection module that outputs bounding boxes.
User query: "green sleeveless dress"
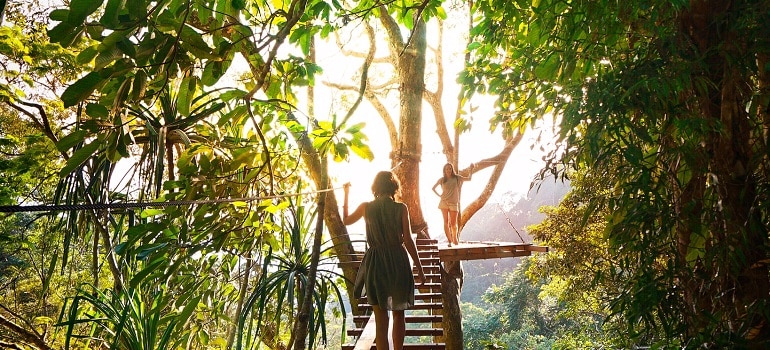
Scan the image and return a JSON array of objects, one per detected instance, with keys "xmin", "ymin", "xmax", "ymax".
[{"xmin": 356, "ymin": 196, "xmax": 415, "ymax": 311}]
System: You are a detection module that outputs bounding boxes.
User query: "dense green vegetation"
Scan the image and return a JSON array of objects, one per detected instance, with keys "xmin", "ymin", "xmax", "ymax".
[{"xmin": 1, "ymin": 0, "xmax": 768, "ymax": 349}]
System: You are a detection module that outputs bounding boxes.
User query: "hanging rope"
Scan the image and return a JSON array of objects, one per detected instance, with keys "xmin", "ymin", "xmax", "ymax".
[
  {"xmin": 0, "ymin": 186, "xmax": 342, "ymax": 213},
  {"xmin": 496, "ymin": 201, "xmax": 527, "ymax": 243}
]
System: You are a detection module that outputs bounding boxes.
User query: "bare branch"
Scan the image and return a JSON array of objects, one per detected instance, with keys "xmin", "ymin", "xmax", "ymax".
[
  {"xmin": 339, "ymin": 23, "xmax": 376, "ymax": 127},
  {"xmin": 333, "ymin": 26, "xmax": 390, "ymax": 64},
  {"xmin": 424, "ymin": 89, "xmax": 453, "ymax": 159},
  {"xmin": 461, "ymin": 132, "xmax": 525, "ymax": 228},
  {"xmin": 378, "ymin": 5, "xmax": 405, "ymax": 54},
  {"xmin": 365, "ymin": 91, "xmax": 399, "ymax": 149},
  {"xmin": 323, "ymin": 77, "xmax": 397, "ymax": 94},
  {"xmin": 0, "ymin": 312, "xmax": 52, "ymax": 350},
  {"xmin": 3, "ymin": 100, "xmax": 64, "ymax": 159}
]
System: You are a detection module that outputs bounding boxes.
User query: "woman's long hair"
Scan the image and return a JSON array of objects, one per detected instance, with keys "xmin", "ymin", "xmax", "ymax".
[{"xmin": 441, "ymin": 163, "xmax": 458, "ymax": 183}]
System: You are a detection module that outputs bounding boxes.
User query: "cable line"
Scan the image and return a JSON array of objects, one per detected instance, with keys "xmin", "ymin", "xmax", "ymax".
[{"xmin": 0, "ymin": 186, "xmax": 342, "ymax": 213}]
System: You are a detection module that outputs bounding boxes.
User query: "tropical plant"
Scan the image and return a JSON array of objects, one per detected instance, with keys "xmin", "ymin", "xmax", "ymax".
[
  {"xmin": 238, "ymin": 198, "xmax": 348, "ymax": 349},
  {"xmin": 58, "ymin": 284, "xmax": 189, "ymax": 350}
]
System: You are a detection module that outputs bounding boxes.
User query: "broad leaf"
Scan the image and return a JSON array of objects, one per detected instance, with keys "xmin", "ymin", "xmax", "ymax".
[{"xmin": 61, "ymin": 71, "xmax": 102, "ymax": 107}]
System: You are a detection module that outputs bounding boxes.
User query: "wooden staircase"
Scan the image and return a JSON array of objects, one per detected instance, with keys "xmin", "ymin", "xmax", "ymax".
[{"xmin": 342, "ymin": 238, "xmax": 446, "ymax": 350}]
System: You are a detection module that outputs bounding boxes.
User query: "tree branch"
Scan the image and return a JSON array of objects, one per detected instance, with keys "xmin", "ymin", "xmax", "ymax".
[
  {"xmin": 3, "ymin": 100, "xmax": 64, "ymax": 159},
  {"xmin": 339, "ymin": 22, "xmax": 376, "ymax": 127},
  {"xmin": 244, "ymin": 0, "xmax": 310, "ymax": 100},
  {"xmin": 0, "ymin": 312, "xmax": 52, "ymax": 350},
  {"xmin": 461, "ymin": 132, "xmax": 524, "ymax": 228}
]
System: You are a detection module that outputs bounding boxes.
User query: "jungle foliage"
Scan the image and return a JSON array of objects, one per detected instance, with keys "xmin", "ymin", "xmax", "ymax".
[
  {"xmin": 0, "ymin": 0, "xmax": 769, "ymax": 349},
  {"xmin": 464, "ymin": 0, "xmax": 770, "ymax": 348}
]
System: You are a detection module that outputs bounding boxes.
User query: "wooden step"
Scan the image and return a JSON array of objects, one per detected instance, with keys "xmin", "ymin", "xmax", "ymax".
[
  {"xmin": 359, "ymin": 302, "xmax": 443, "ymax": 311},
  {"xmin": 356, "ymin": 292, "xmax": 442, "ymax": 305},
  {"xmin": 348, "ymin": 327, "xmax": 444, "ymax": 337},
  {"xmin": 416, "ymin": 265, "xmax": 441, "ymax": 273},
  {"xmin": 353, "ymin": 314, "xmax": 443, "ymax": 324},
  {"xmin": 418, "ymin": 257, "xmax": 441, "ymax": 265},
  {"xmin": 414, "ymin": 292, "xmax": 442, "ymax": 301},
  {"xmin": 418, "ymin": 250, "xmax": 440, "ymax": 258}
]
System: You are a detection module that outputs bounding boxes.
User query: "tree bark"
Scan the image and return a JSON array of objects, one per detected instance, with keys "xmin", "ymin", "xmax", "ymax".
[
  {"xmin": 292, "ymin": 160, "xmax": 327, "ymax": 349},
  {"xmin": 389, "ymin": 14, "xmax": 429, "ymax": 238},
  {"xmin": 677, "ymin": 1, "xmax": 770, "ymax": 344},
  {"xmin": 287, "ymin": 114, "xmax": 359, "ymax": 304},
  {"xmin": 0, "ymin": 313, "xmax": 52, "ymax": 350},
  {"xmin": 440, "ymin": 261, "xmax": 463, "ymax": 349}
]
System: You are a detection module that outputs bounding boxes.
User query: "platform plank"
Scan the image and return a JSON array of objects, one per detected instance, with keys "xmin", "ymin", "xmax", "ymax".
[{"xmin": 437, "ymin": 241, "xmax": 548, "ymax": 261}]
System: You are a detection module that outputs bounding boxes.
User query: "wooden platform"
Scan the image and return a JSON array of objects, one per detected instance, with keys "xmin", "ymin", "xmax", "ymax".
[{"xmin": 437, "ymin": 240, "xmax": 548, "ymax": 261}]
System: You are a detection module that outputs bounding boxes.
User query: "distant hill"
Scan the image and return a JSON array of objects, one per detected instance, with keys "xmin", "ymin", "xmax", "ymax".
[{"xmin": 459, "ymin": 177, "xmax": 570, "ymax": 303}]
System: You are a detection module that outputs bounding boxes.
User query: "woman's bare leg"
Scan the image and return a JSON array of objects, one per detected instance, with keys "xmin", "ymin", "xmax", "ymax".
[
  {"xmin": 440, "ymin": 208, "xmax": 452, "ymax": 245},
  {"xmin": 447, "ymin": 210, "xmax": 460, "ymax": 245},
  {"xmin": 392, "ymin": 310, "xmax": 406, "ymax": 349},
  {"xmin": 372, "ymin": 305, "xmax": 390, "ymax": 350}
]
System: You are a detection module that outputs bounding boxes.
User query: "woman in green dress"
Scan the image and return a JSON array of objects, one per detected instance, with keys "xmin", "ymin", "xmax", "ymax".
[{"xmin": 343, "ymin": 171, "xmax": 426, "ymax": 350}]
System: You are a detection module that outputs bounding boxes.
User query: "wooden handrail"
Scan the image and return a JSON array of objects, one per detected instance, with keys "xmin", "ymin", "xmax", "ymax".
[{"xmin": 353, "ymin": 315, "xmax": 377, "ymax": 350}]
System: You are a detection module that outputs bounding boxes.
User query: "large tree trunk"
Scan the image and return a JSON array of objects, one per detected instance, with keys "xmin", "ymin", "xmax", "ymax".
[
  {"xmin": 440, "ymin": 261, "xmax": 464, "ymax": 349},
  {"xmin": 390, "ymin": 17, "xmax": 428, "ymax": 239},
  {"xmin": 677, "ymin": 1, "xmax": 770, "ymax": 344}
]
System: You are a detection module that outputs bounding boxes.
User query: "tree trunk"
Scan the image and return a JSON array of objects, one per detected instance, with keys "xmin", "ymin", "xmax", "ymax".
[
  {"xmin": 288, "ymin": 114, "xmax": 360, "ymax": 305},
  {"xmin": 678, "ymin": 1, "xmax": 770, "ymax": 344},
  {"xmin": 0, "ymin": 313, "xmax": 52, "ymax": 350},
  {"xmin": 392, "ymin": 17, "xmax": 429, "ymax": 238},
  {"xmin": 440, "ymin": 260, "xmax": 464, "ymax": 349}
]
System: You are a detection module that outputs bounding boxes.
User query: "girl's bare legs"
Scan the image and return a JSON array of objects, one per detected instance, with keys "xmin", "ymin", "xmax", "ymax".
[
  {"xmin": 440, "ymin": 208, "xmax": 452, "ymax": 246},
  {"xmin": 447, "ymin": 210, "xmax": 460, "ymax": 245},
  {"xmin": 392, "ymin": 310, "xmax": 406, "ymax": 349},
  {"xmin": 372, "ymin": 305, "xmax": 390, "ymax": 350}
]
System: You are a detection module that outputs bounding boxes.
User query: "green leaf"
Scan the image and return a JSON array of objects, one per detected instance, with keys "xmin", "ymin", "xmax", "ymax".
[
  {"xmin": 175, "ymin": 295, "xmax": 202, "ymax": 332},
  {"xmin": 350, "ymin": 143, "xmax": 374, "ymax": 160},
  {"xmin": 131, "ymin": 69, "xmax": 147, "ymax": 100},
  {"xmin": 136, "ymin": 242, "xmax": 168, "ymax": 260},
  {"xmin": 232, "ymin": 0, "xmax": 246, "ymax": 10},
  {"xmin": 49, "ymin": 9, "xmax": 70, "ymax": 22},
  {"xmin": 100, "ymin": 0, "xmax": 124, "ymax": 28},
  {"xmin": 67, "ymin": 0, "xmax": 105, "ymax": 25},
  {"xmin": 76, "ymin": 45, "xmax": 99, "ymax": 64},
  {"xmin": 47, "ymin": 21, "xmax": 81, "ymax": 47},
  {"xmin": 176, "ymin": 75, "xmax": 198, "ymax": 116},
  {"xmin": 179, "ymin": 25, "xmax": 212, "ymax": 58},
  {"xmin": 129, "ymin": 257, "xmax": 165, "ymax": 287},
  {"xmin": 126, "ymin": 0, "xmax": 145, "ymax": 20},
  {"xmin": 56, "ymin": 129, "xmax": 89, "ymax": 153},
  {"xmin": 85, "ymin": 102, "xmax": 110, "ymax": 118},
  {"xmin": 201, "ymin": 60, "xmax": 224, "ymax": 87},
  {"xmin": 94, "ymin": 45, "xmax": 124, "ymax": 70},
  {"xmin": 140, "ymin": 208, "xmax": 164, "ymax": 218},
  {"xmin": 59, "ymin": 138, "xmax": 101, "ymax": 176},
  {"xmin": 61, "ymin": 72, "xmax": 102, "ymax": 108}
]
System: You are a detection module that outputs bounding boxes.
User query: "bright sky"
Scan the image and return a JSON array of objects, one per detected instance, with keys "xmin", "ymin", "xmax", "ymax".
[{"xmin": 312, "ymin": 16, "xmax": 557, "ymax": 233}]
